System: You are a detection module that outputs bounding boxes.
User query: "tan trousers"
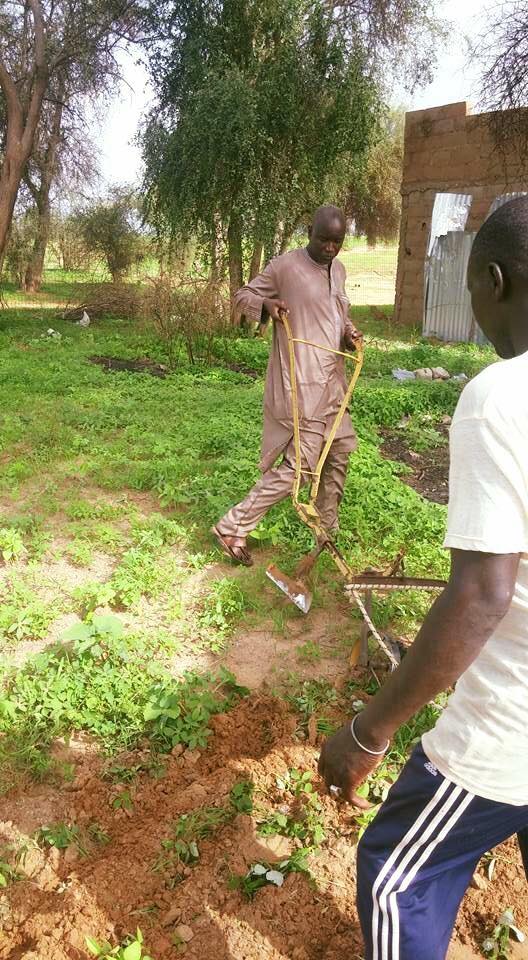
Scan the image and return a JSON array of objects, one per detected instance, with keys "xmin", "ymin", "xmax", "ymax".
[{"xmin": 216, "ymin": 431, "xmax": 356, "ymax": 539}]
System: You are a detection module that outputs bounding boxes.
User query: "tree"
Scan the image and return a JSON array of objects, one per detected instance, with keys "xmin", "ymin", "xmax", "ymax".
[
  {"xmin": 142, "ymin": 0, "xmax": 373, "ymax": 307},
  {"xmin": 49, "ymin": 211, "xmax": 92, "ymax": 271},
  {"xmin": 346, "ymin": 110, "xmax": 404, "ymax": 246},
  {"xmin": 142, "ymin": 0, "xmax": 442, "ymax": 309},
  {"xmin": 79, "ymin": 188, "xmax": 147, "ymax": 283},
  {"xmin": 22, "ymin": 77, "xmax": 65, "ymax": 291},
  {"xmin": 4, "ymin": 209, "xmax": 37, "ymax": 287},
  {"xmin": 330, "ymin": 0, "xmax": 444, "ymax": 93},
  {"xmin": 470, "ymin": 3, "xmax": 528, "ymax": 166},
  {"xmin": 0, "ymin": 0, "xmax": 144, "ymax": 271},
  {"xmin": 22, "ymin": 76, "xmax": 100, "ymax": 291}
]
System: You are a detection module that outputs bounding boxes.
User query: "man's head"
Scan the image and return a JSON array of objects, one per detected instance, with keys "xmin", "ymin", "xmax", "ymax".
[
  {"xmin": 306, "ymin": 205, "xmax": 346, "ymax": 265},
  {"xmin": 468, "ymin": 196, "xmax": 528, "ymax": 358}
]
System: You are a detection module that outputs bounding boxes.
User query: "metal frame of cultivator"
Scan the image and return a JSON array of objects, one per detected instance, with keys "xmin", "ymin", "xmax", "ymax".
[{"xmin": 265, "ymin": 313, "xmax": 446, "ymax": 670}]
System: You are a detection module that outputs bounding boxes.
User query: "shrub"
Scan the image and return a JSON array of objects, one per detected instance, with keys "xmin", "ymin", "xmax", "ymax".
[
  {"xmin": 79, "ymin": 188, "xmax": 148, "ymax": 283},
  {"xmin": 142, "ymin": 275, "xmax": 230, "ymax": 366}
]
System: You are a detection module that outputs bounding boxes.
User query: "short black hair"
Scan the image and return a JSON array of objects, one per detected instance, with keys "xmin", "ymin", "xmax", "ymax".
[
  {"xmin": 470, "ymin": 195, "xmax": 528, "ymax": 279},
  {"xmin": 312, "ymin": 204, "xmax": 346, "ymax": 231}
]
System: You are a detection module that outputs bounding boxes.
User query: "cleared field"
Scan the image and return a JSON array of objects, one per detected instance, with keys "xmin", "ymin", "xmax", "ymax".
[{"xmin": 340, "ymin": 243, "xmax": 398, "ymax": 306}]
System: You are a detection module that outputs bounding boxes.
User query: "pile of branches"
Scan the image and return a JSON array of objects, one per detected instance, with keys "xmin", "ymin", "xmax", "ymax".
[
  {"xmin": 63, "ymin": 276, "xmax": 231, "ymax": 367},
  {"xmin": 62, "ymin": 283, "xmax": 144, "ymax": 322}
]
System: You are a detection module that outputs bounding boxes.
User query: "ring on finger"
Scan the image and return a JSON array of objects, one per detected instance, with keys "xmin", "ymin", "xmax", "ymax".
[{"xmin": 329, "ymin": 784, "xmax": 342, "ymax": 797}]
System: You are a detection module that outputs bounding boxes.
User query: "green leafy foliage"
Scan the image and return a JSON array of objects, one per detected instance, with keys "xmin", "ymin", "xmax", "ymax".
[
  {"xmin": 230, "ymin": 780, "xmax": 254, "ymax": 814},
  {"xmin": 0, "ymin": 579, "xmax": 55, "ymax": 645},
  {"xmin": 0, "ymin": 613, "xmax": 248, "ymax": 788},
  {"xmin": 0, "ymin": 849, "xmax": 22, "ymax": 887},
  {"xmin": 285, "ymin": 677, "xmax": 338, "ymax": 736},
  {"xmin": 0, "ymin": 527, "xmax": 27, "ymax": 563},
  {"xmin": 85, "ymin": 928, "xmax": 153, "ymax": 960},
  {"xmin": 142, "ymin": 0, "xmax": 383, "ymax": 279},
  {"xmin": 0, "ymin": 288, "xmax": 493, "ymax": 803},
  {"xmin": 144, "ymin": 668, "xmax": 249, "ymax": 751},
  {"xmin": 258, "ymin": 769, "xmax": 326, "ymax": 847},
  {"xmin": 35, "ymin": 822, "xmax": 86, "ymax": 855},
  {"xmin": 197, "ymin": 577, "xmax": 247, "ymax": 650},
  {"xmin": 229, "ymin": 847, "xmax": 312, "ymax": 900},
  {"xmin": 154, "ymin": 782, "xmax": 254, "ymax": 882},
  {"xmin": 79, "ymin": 188, "xmax": 147, "ymax": 283}
]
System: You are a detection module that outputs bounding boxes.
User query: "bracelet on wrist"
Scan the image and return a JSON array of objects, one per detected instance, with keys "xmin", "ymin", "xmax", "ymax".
[{"xmin": 350, "ymin": 714, "xmax": 390, "ymax": 757}]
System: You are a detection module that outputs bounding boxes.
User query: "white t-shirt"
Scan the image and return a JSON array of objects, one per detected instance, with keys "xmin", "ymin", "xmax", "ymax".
[{"xmin": 422, "ymin": 351, "xmax": 528, "ymax": 805}]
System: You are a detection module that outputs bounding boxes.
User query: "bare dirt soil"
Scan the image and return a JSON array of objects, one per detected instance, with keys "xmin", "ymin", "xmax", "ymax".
[
  {"xmin": 380, "ymin": 427, "xmax": 450, "ymax": 505},
  {"xmin": 1, "ymin": 688, "xmax": 527, "ymax": 960},
  {"xmin": 2, "ymin": 476, "xmax": 527, "ymax": 959}
]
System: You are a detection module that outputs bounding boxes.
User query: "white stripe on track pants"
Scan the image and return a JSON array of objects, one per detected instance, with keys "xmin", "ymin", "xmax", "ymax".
[{"xmin": 357, "ymin": 744, "xmax": 528, "ymax": 960}]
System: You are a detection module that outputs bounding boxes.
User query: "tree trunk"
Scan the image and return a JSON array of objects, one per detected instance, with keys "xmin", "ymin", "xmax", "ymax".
[
  {"xmin": 264, "ymin": 223, "xmax": 280, "ymax": 265},
  {"xmin": 249, "ymin": 240, "xmax": 263, "ymax": 280},
  {"xmin": 0, "ymin": 162, "xmax": 24, "ymax": 276},
  {"xmin": 0, "ymin": 2, "xmax": 48, "ymax": 268},
  {"xmin": 279, "ymin": 227, "xmax": 294, "ymax": 255},
  {"xmin": 24, "ymin": 198, "xmax": 51, "ymax": 292},
  {"xmin": 227, "ymin": 214, "xmax": 243, "ymax": 322},
  {"xmin": 24, "ymin": 95, "xmax": 64, "ymax": 293},
  {"xmin": 208, "ymin": 215, "xmax": 222, "ymax": 283}
]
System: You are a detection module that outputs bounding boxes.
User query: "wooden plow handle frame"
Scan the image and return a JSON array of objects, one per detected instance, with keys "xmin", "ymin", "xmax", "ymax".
[
  {"xmin": 280, "ymin": 311, "xmax": 364, "ymax": 510},
  {"xmin": 279, "ymin": 312, "xmax": 446, "ymax": 670}
]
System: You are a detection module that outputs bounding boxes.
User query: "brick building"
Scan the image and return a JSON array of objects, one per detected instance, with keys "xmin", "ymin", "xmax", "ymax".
[{"xmin": 395, "ymin": 101, "xmax": 527, "ymax": 329}]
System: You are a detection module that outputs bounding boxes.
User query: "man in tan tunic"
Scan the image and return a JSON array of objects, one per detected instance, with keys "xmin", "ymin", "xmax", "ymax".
[{"xmin": 212, "ymin": 205, "xmax": 361, "ymax": 566}]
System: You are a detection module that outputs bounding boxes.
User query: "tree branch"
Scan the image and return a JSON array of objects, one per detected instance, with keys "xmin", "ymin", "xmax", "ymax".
[
  {"xmin": 0, "ymin": 59, "xmax": 23, "ymax": 137},
  {"xmin": 22, "ymin": 0, "xmax": 49, "ymax": 156},
  {"xmin": 24, "ymin": 169, "xmax": 40, "ymax": 201}
]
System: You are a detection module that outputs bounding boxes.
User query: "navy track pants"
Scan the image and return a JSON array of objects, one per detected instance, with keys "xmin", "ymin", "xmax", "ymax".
[{"xmin": 357, "ymin": 745, "xmax": 528, "ymax": 960}]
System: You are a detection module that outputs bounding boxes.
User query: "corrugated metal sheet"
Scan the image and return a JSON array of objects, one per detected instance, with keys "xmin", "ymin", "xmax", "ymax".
[
  {"xmin": 422, "ymin": 191, "xmax": 528, "ymax": 343},
  {"xmin": 487, "ymin": 192, "xmax": 527, "ymax": 218},
  {"xmin": 427, "ymin": 193, "xmax": 472, "ymax": 255},
  {"xmin": 424, "ymin": 231, "xmax": 477, "ymax": 342}
]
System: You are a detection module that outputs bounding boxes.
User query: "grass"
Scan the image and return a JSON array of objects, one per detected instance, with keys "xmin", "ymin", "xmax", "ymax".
[
  {"xmin": 0, "ymin": 267, "xmax": 494, "ymax": 793},
  {"xmin": 153, "ymin": 781, "xmax": 254, "ymax": 884}
]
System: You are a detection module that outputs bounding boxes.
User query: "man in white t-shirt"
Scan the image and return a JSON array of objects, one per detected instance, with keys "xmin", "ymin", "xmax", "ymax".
[{"xmin": 319, "ymin": 195, "xmax": 528, "ymax": 959}]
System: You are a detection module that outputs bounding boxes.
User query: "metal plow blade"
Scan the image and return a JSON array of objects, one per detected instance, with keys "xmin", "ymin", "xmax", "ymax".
[{"xmin": 266, "ymin": 564, "xmax": 313, "ymax": 614}]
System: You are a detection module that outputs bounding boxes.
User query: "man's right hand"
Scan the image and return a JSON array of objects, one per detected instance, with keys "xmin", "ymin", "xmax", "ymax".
[{"xmin": 263, "ymin": 298, "xmax": 288, "ymax": 322}]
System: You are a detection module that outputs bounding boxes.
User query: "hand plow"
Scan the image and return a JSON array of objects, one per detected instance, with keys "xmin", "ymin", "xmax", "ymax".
[{"xmin": 265, "ymin": 313, "xmax": 446, "ymax": 670}]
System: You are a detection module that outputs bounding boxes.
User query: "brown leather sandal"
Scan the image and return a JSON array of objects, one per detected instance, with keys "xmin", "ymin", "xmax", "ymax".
[{"xmin": 211, "ymin": 526, "xmax": 253, "ymax": 567}]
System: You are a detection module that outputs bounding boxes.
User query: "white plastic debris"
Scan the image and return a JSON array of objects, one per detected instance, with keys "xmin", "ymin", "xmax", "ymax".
[
  {"xmin": 251, "ymin": 864, "xmax": 267, "ymax": 876},
  {"xmin": 265, "ymin": 869, "xmax": 285, "ymax": 887},
  {"xmin": 452, "ymin": 373, "xmax": 469, "ymax": 382},
  {"xmin": 498, "ymin": 910, "xmax": 526, "ymax": 942},
  {"xmin": 392, "ymin": 368, "xmax": 416, "ymax": 381},
  {"xmin": 79, "ymin": 310, "xmax": 90, "ymax": 328}
]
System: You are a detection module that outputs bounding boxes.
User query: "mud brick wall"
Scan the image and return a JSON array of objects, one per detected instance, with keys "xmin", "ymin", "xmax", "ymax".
[{"xmin": 395, "ymin": 101, "xmax": 528, "ymax": 327}]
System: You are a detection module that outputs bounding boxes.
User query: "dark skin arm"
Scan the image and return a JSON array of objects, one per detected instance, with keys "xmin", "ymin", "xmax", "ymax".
[{"xmin": 319, "ymin": 549, "xmax": 520, "ymax": 804}]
